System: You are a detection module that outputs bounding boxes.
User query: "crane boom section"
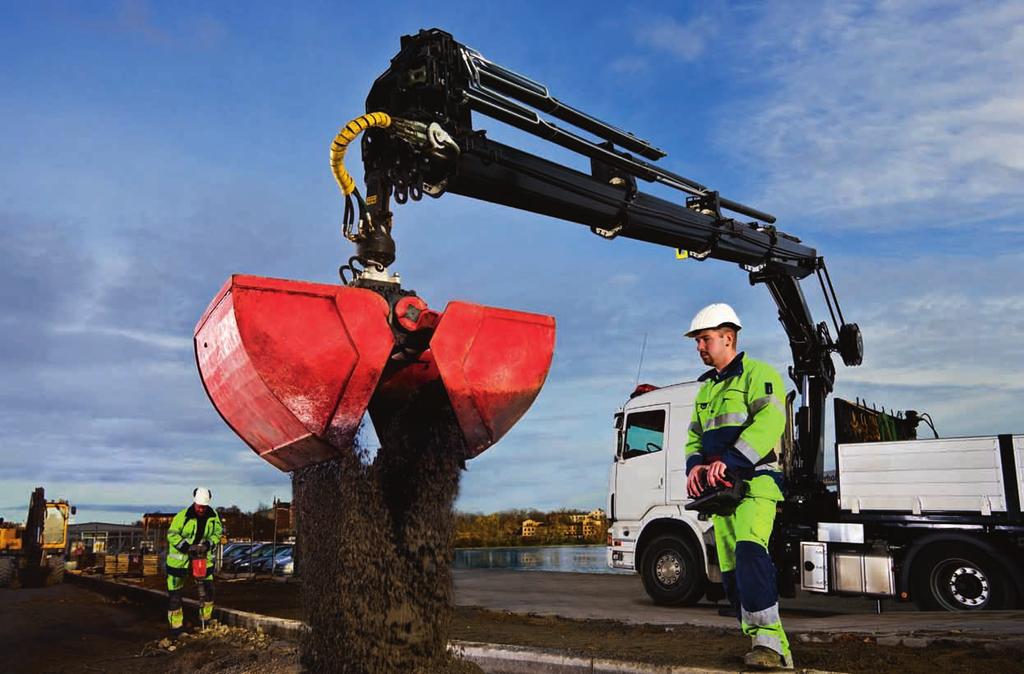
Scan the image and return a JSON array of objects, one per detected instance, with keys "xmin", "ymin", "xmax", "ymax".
[{"xmin": 354, "ymin": 28, "xmax": 861, "ymax": 491}]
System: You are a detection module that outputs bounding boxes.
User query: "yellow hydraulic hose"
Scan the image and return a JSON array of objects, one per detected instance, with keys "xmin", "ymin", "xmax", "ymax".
[{"xmin": 330, "ymin": 111, "xmax": 391, "ymax": 197}]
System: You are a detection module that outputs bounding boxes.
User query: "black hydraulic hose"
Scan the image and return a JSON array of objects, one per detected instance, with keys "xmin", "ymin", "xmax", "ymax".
[
  {"xmin": 816, "ymin": 265, "xmax": 841, "ymax": 336},
  {"xmin": 819, "ymin": 262, "xmax": 846, "ymax": 326}
]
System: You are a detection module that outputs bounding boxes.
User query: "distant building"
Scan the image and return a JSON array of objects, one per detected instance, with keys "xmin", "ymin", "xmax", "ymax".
[
  {"xmin": 142, "ymin": 513, "xmax": 175, "ymax": 529},
  {"xmin": 583, "ymin": 509, "xmax": 606, "ymax": 537},
  {"xmin": 218, "ymin": 509, "xmax": 248, "ymax": 540},
  {"xmin": 68, "ymin": 522, "xmax": 146, "ymax": 554},
  {"xmin": 256, "ymin": 501, "xmax": 292, "ymax": 533},
  {"xmin": 563, "ymin": 510, "xmax": 606, "ymax": 538},
  {"xmin": 143, "ymin": 512, "xmax": 175, "ymax": 532},
  {"xmin": 142, "ymin": 513, "xmax": 176, "ymax": 552},
  {"xmin": 521, "ymin": 519, "xmax": 543, "ymax": 537},
  {"xmin": 523, "ymin": 510, "xmax": 606, "ymax": 540}
]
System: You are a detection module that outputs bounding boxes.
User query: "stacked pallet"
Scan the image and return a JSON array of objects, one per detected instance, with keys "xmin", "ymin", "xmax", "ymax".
[
  {"xmin": 112, "ymin": 553, "xmax": 130, "ymax": 575},
  {"xmin": 142, "ymin": 554, "xmax": 161, "ymax": 576}
]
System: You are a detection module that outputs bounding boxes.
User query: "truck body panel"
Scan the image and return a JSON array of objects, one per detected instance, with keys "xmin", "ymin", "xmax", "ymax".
[{"xmin": 838, "ymin": 436, "xmax": 1022, "ymax": 515}]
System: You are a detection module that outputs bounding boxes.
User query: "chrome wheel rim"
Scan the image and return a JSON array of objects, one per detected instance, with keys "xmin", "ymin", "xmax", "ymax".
[
  {"xmin": 931, "ymin": 558, "xmax": 990, "ymax": 610},
  {"xmin": 654, "ymin": 551, "xmax": 682, "ymax": 587}
]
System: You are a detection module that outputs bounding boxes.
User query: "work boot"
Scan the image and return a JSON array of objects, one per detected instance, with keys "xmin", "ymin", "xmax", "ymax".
[
  {"xmin": 743, "ymin": 645, "xmax": 793, "ymax": 670},
  {"xmin": 167, "ymin": 608, "xmax": 184, "ymax": 636}
]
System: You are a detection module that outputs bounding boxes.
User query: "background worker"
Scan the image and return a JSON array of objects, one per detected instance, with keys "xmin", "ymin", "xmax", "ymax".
[
  {"xmin": 166, "ymin": 486, "xmax": 223, "ymax": 634},
  {"xmin": 683, "ymin": 303, "xmax": 792, "ymax": 670}
]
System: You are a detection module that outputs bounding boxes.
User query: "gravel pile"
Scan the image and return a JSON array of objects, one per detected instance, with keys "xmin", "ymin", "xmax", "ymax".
[{"xmin": 138, "ymin": 621, "xmax": 298, "ymax": 673}]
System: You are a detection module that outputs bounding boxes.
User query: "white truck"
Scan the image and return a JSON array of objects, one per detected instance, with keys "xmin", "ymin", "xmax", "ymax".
[
  {"xmin": 607, "ymin": 382, "xmax": 1024, "ymax": 611},
  {"xmin": 339, "ymin": 28, "xmax": 1023, "ymax": 612}
]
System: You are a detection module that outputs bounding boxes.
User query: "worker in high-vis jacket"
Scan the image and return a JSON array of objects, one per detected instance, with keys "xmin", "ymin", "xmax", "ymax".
[
  {"xmin": 166, "ymin": 487, "xmax": 223, "ymax": 634},
  {"xmin": 684, "ymin": 303, "xmax": 792, "ymax": 670}
]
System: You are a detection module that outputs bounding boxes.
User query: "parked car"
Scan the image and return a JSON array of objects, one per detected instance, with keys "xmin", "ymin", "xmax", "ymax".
[
  {"xmin": 224, "ymin": 543, "xmax": 261, "ymax": 561},
  {"xmin": 221, "ymin": 543, "xmax": 250, "ymax": 558},
  {"xmin": 218, "ymin": 543, "xmax": 257, "ymax": 571},
  {"xmin": 224, "ymin": 543, "xmax": 272, "ymax": 572},
  {"xmin": 273, "ymin": 547, "xmax": 296, "ymax": 577},
  {"xmin": 253, "ymin": 545, "xmax": 293, "ymax": 574},
  {"xmin": 231, "ymin": 544, "xmax": 278, "ymax": 573}
]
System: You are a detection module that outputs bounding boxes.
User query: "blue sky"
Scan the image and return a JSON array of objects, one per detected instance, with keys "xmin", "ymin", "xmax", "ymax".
[{"xmin": 2, "ymin": 1, "xmax": 1023, "ymax": 525}]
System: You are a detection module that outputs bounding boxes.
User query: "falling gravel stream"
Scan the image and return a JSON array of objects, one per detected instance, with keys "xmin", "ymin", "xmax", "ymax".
[{"xmin": 293, "ymin": 382, "xmax": 482, "ymax": 673}]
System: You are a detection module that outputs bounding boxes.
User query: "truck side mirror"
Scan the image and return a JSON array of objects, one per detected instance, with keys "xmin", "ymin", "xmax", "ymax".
[{"xmin": 71, "ymin": 506, "xmax": 77, "ymax": 515}]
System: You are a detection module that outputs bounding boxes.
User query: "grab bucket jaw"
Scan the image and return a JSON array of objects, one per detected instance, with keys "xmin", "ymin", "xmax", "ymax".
[
  {"xmin": 195, "ymin": 276, "xmax": 394, "ymax": 470},
  {"xmin": 195, "ymin": 275, "xmax": 555, "ymax": 471}
]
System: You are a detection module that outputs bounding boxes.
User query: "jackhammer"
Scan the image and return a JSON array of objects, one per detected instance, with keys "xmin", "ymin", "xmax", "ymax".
[{"xmin": 189, "ymin": 543, "xmax": 211, "ymax": 630}]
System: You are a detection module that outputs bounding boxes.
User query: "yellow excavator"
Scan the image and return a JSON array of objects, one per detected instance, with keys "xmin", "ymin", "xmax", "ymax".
[{"xmin": 0, "ymin": 487, "xmax": 73, "ymax": 588}]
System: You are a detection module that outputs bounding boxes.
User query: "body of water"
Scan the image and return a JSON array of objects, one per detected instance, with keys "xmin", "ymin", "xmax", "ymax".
[{"xmin": 453, "ymin": 545, "xmax": 631, "ymax": 574}]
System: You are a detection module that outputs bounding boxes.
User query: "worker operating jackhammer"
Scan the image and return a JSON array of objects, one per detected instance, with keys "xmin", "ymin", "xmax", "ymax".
[
  {"xmin": 684, "ymin": 304, "xmax": 792, "ymax": 670},
  {"xmin": 165, "ymin": 487, "xmax": 223, "ymax": 635}
]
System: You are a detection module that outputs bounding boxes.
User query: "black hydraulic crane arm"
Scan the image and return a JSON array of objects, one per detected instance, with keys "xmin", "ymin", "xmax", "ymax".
[{"xmin": 350, "ymin": 28, "xmax": 862, "ymax": 490}]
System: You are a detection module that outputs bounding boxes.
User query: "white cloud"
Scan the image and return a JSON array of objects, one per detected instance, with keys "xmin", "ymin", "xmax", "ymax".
[
  {"xmin": 824, "ymin": 249, "xmax": 1024, "ymax": 437},
  {"xmin": 608, "ymin": 56, "xmax": 650, "ymax": 75},
  {"xmin": 719, "ymin": 1, "xmax": 1024, "ymax": 222},
  {"xmin": 52, "ymin": 325, "xmax": 191, "ymax": 351},
  {"xmin": 634, "ymin": 14, "xmax": 717, "ymax": 62}
]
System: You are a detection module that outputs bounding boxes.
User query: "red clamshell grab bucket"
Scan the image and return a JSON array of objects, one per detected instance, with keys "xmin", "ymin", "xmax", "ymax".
[
  {"xmin": 194, "ymin": 275, "xmax": 394, "ymax": 471},
  {"xmin": 194, "ymin": 275, "xmax": 555, "ymax": 472}
]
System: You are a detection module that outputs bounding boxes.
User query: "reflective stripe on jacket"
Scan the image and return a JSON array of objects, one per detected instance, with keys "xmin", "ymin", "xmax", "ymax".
[
  {"xmin": 166, "ymin": 505, "xmax": 222, "ymax": 571},
  {"xmin": 684, "ymin": 352, "xmax": 786, "ymax": 495}
]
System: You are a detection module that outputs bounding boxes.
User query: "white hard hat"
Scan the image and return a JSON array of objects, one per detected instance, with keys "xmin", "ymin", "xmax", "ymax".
[
  {"xmin": 685, "ymin": 303, "xmax": 742, "ymax": 338},
  {"xmin": 193, "ymin": 487, "xmax": 212, "ymax": 506}
]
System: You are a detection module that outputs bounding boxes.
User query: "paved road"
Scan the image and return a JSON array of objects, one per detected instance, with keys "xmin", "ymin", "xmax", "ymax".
[{"xmin": 453, "ymin": 568, "xmax": 1024, "ymax": 639}]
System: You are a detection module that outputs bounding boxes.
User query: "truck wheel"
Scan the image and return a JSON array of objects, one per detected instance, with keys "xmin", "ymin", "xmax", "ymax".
[
  {"xmin": 46, "ymin": 559, "xmax": 65, "ymax": 586},
  {"xmin": 640, "ymin": 534, "xmax": 707, "ymax": 606},
  {"xmin": 913, "ymin": 546, "xmax": 1016, "ymax": 611},
  {"xmin": 0, "ymin": 557, "xmax": 15, "ymax": 588}
]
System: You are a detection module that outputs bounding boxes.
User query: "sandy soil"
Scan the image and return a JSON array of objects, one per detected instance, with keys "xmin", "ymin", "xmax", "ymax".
[{"xmin": 41, "ymin": 577, "xmax": 1019, "ymax": 673}]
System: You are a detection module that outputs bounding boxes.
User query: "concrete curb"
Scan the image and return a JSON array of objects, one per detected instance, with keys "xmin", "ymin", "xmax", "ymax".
[
  {"xmin": 68, "ymin": 573, "xmax": 304, "ymax": 639},
  {"xmin": 61, "ymin": 575, "xmax": 857, "ymax": 673},
  {"xmin": 453, "ymin": 641, "xmax": 845, "ymax": 673}
]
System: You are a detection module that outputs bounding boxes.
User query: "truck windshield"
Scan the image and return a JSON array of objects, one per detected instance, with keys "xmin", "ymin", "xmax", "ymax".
[{"xmin": 621, "ymin": 409, "xmax": 665, "ymax": 460}]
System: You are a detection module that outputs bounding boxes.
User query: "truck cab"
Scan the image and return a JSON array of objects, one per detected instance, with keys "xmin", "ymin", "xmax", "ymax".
[{"xmin": 607, "ymin": 382, "xmax": 719, "ymax": 605}]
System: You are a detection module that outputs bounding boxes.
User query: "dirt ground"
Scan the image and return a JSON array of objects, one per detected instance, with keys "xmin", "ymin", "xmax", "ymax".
[
  {"xmin": 19, "ymin": 576, "xmax": 1012, "ymax": 674},
  {"xmin": 146, "ymin": 573, "xmax": 1024, "ymax": 671},
  {"xmin": 0, "ymin": 583, "xmax": 296, "ymax": 674}
]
